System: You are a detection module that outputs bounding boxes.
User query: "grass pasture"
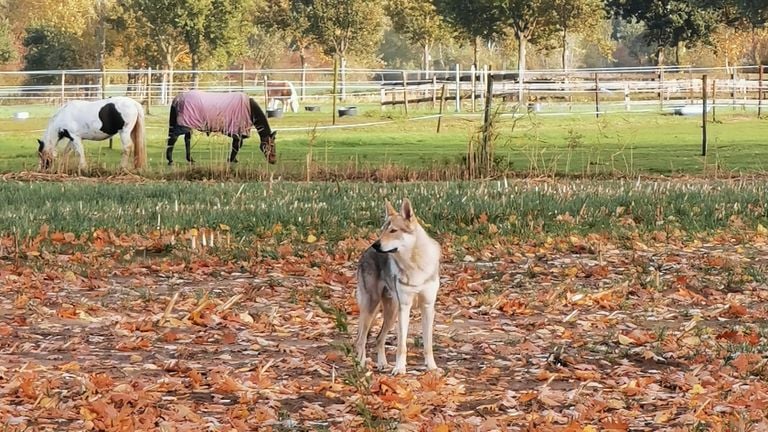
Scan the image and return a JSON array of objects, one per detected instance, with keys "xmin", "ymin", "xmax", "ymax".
[
  {"xmin": 1, "ymin": 102, "xmax": 768, "ymax": 178},
  {"xmin": 2, "ymin": 178, "xmax": 768, "ymax": 430}
]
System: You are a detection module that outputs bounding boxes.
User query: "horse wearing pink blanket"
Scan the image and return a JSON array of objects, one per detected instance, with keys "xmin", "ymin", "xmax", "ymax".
[{"xmin": 166, "ymin": 90, "xmax": 276, "ymax": 165}]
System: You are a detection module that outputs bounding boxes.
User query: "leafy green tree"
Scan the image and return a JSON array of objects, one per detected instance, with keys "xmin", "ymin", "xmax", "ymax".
[
  {"xmin": 260, "ymin": 0, "xmax": 316, "ymax": 71},
  {"xmin": 0, "ymin": 19, "xmax": 15, "ymax": 64},
  {"xmin": 126, "ymin": 0, "xmax": 250, "ymax": 85},
  {"xmin": 432, "ymin": 0, "xmax": 496, "ymax": 67},
  {"xmin": 386, "ymin": 0, "xmax": 452, "ymax": 73},
  {"xmin": 434, "ymin": 0, "xmax": 557, "ymax": 100},
  {"xmin": 304, "ymin": 0, "xmax": 385, "ymax": 64},
  {"xmin": 22, "ymin": 25, "xmax": 84, "ymax": 82},
  {"xmin": 608, "ymin": 0, "xmax": 720, "ymax": 65},
  {"xmin": 551, "ymin": 0, "xmax": 607, "ymax": 70},
  {"xmin": 717, "ymin": 0, "xmax": 768, "ymax": 64}
]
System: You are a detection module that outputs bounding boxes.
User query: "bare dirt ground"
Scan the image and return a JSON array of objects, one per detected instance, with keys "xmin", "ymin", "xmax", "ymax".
[{"xmin": 2, "ymin": 231, "xmax": 768, "ymax": 431}]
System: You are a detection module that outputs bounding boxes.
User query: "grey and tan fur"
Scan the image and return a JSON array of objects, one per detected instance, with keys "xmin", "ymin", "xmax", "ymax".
[{"xmin": 355, "ymin": 198, "xmax": 441, "ymax": 375}]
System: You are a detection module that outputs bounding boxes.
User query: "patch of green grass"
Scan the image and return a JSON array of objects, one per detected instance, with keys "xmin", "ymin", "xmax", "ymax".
[{"xmin": 2, "ymin": 102, "xmax": 768, "ymax": 177}]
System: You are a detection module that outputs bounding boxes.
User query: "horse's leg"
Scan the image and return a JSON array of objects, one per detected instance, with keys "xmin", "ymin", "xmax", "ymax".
[
  {"xmin": 71, "ymin": 137, "xmax": 87, "ymax": 173},
  {"xmin": 229, "ymin": 136, "xmax": 242, "ymax": 163},
  {"xmin": 118, "ymin": 130, "xmax": 132, "ymax": 169},
  {"xmin": 184, "ymin": 132, "xmax": 194, "ymax": 164},
  {"xmin": 166, "ymin": 132, "xmax": 179, "ymax": 165}
]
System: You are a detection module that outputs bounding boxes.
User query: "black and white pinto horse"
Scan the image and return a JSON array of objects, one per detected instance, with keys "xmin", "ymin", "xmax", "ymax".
[
  {"xmin": 166, "ymin": 90, "xmax": 277, "ymax": 165},
  {"xmin": 37, "ymin": 97, "xmax": 146, "ymax": 171}
]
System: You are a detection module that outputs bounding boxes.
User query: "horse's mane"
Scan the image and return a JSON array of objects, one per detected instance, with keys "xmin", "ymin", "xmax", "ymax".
[{"xmin": 249, "ymin": 98, "xmax": 271, "ymax": 137}]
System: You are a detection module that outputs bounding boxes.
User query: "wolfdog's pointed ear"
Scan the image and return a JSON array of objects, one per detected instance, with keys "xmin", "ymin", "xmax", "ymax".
[
  {"xmin": 37, "ymin": 139, "xmax": 45, "ymax": 153},
  {"xmin": 385, "ymin": 199, "xmax": 398, "ymax": 217},
  {"xmin": 400, "ymin": 198, "xmax": 415, "ymax": 221}
]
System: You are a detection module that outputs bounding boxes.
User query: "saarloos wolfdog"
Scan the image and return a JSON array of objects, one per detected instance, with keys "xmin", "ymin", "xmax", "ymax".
[{"xmin": 355, "ymin": 198, "xmax": 441, "ymax": 375}]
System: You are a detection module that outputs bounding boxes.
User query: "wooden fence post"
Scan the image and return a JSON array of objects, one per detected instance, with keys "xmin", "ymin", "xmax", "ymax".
[
  {"xmin": 711, "ymin": 78, "xmax": 716, "ymax": 123},
  {"xmin": 436, "ymin": 84, "xmax": 446, "ymax": 133},
  {"xmin": 432, "ymin": 75, "xmax": 437, "ymax": 110},
  {"xmin": 101, "ymin": 64, "xmax": 107, "ymax": 99},
  {"xmin": 402, "ymin": 70, "xmax": 409, "ymax": 117},
  {"xmin": 240, "ymin": 65, "xmax": 246, "ymax": 92},
  {"xmin": 481, "ymin": 73, "xmax": 494, "ymax": 173},
  {"xmin": 594, "ymin": 73, "xmax": 600, "ymax": 118},
  {"xmin": 455, "ymin": 64, "xmax": 460, "ymax": 113},
  {"xmin": 60, "ymin": 71, "xmax": 66, "ymax": 105},
  {"xmin": 332, "ymin": 57, "xmax": 338, "ymax": 125},
  {"xmin": 263, "ymin": 76, "xmax": 269, "ymax": 108},
  {"xmin": 702, "ymin": 74, "xmax": 708, "ymax": 157},
  {"xmin": 759, "ymin": 66, "xmax": 763, "ymax": 118},
  {"xmin": 624, "ymin": 82, "xmax": 631, "ymax": 111},
  {"xmin": 146, "ymin": 67, "xmax": 152, "ymax": 115}
]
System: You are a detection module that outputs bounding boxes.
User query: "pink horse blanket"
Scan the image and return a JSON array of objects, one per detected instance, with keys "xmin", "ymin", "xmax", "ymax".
[{"xmin": 176, "ymin": 91, "xmax": 252, "ymax": 136}]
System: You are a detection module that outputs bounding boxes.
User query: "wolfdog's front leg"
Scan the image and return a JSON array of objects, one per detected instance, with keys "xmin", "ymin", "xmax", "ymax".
[{"xmin": 392, "ymin": 296, "xmax": 413, "ymax": 375}]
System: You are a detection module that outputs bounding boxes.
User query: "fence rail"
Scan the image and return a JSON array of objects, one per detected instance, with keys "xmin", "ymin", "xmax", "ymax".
[{"xmin": 1, "ymin": 65, "xmax": 766, "ymax": 113}]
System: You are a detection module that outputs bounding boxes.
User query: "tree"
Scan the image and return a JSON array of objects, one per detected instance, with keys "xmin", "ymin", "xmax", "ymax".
[
  {"xmin": 260, "ymin": 0, "xmax": 316, "ymax": 86},
  {"xmin": 304, "ymin": 0, "xmax": 385, "ymax": 98},
  {"xmin": 385, "ymin": 0, "xmax": 452, "ymax": 75},
  {"xmin": 551, "ymin": 0, "xmax": 607, "ymax": 70},
  {"xmin": 434, "ymin": 0, "xmax": 557, "ymax": 101},
  {"xmin": 717, "ymin": 0, "xmax": 768, "ymax": 65},
  {"xmin": 305, "ymin": 0, "xmax": 385, "ymax": 62},
  {"xmin": 608, "ymin": 0, "xmax": 720, "ymax": 65},
  {"xmin": 0, "ymin": 19, "xmax": 15, "ymax": 64},
  {"xmin": 125, "ymin": 0, "xmax": 250, "ymax": 86},
  {"xmin": 432, "ymin": 0, "xmax": 496, "ymax": 67},
  {"xmin": 22, "ymin": 25, "xmax": 84, "ymax": 83}
]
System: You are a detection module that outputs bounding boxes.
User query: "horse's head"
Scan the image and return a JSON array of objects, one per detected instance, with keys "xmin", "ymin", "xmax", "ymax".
[
  {"xmin": 37, "ymin": 139, "xmax": 53, "ymax": 171},
  {"xmin": 260, "ymin": 131, "xmax": 277, "ymax": 164}
]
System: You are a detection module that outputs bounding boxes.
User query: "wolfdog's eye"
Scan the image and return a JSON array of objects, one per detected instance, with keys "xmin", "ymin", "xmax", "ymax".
[{"xmin": 389, "ymin": 228, "xmax": 397, "ymax": 233}]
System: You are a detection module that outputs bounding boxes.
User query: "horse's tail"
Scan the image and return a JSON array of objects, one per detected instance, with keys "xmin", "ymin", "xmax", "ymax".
[{"xmin": 132, "ymin": 102, "xmax": 147, "ymax": 169}]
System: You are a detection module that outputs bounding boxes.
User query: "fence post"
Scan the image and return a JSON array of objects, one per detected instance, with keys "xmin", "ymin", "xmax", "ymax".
[
  {"xmin": 470, "ymin": 64, "xmax": 476, "ymax": 113},
  {"xmin": 624, "ymin": 82, "xmax": 631, "ymax": 111},
  {"xmin": 60, "ymin": 71, "xmax": 66, "ymax": 104},
  {"xmin": 702, "ymin": 74, "xmax": 708, "ymax": 157},
  {"xmin": 436, "ymin": 84, "xmax": 446, "ymax": 133},
  {"xmin": 594, "ymin": 73, "xmax": 600, "ymax": 118},
  {"xmin": 240, "ymin": 64, "xmax": 245, "ymax": 92},
  {"xmin": 711, "ymin": 78, "xmax": 716, "ymax": 123},
  {"xmin": 455, "ymin": 64, "xmax": 460, "ymax": 113},
  {"xmin": 101, "ymin": 64, "xmax": 107, "ymax": 99},
  {"xmin": 658, "ymin": 66, "xmax": 665, "ymax": 111},
  {"xmin": 480, "ymin": 73, "xmax": 494, "ymax": 174},
  {"xmin": 332, "ymin": 56, "xmax": 338, "ymax": 125},
  {"xmin": 263, "ymin": 76, "xmax": 269, "ymax": 108},
  {"xmin": 402, "ymin": 70, "xmax": 409, "ymax": 117},
  {"xmin": 432, "ymin": 75, "xmax": 437, "ymax": 110},
  {"xmin": 759, "ymin": 65, "xmax": 763, "ymax": 118},
  {"xmin": 731, "ymin": 72, "xmax": 736, "ymax": 108},
  {"xmin": 146, "ymin": 67, "xmax": 152, "ymax": 115}
]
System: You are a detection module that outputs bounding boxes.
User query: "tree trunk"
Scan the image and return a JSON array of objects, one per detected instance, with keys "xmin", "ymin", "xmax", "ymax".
[
  {"xmin": 473, "ymin": 36, "xmax": 478, "ymax": 69},
  {"xmin": 656, "ymin": 46, "xmax": 665, "ymax": 66},
  {"xmin": 299, "ymin": 48, "xmax": 307, "ymax": 100},
  {"xmin": 191, "ymin": 52, "xmax": 200, "ymax": 88},
  {"xmin": 340, "ymin": 55, "xmax": 347, "ymax": 101},
  {"xmin": 561, "ymin": 29, "xmax": 568, "ymax": 71},
  {"xmin": 423, "ymin": 43, "xmax": 431, "ymax": 79},
  {"xmin": 517, "ymin": 30, "xmax": 527, "ymax": 103}
]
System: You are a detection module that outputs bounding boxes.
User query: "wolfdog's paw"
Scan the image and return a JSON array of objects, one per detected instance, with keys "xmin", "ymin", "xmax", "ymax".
[
  {"xmin": 390, "ymin": 365, "xmax": 407, "ymax": 375},
  {"xmin": 376, "ymin": 360, "xmax": 388, "ymax": 371}
]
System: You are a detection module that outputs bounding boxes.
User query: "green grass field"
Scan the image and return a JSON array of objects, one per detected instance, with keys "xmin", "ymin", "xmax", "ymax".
[{"xmin": 2, "ymin": 101, "xmax": 768, "ymax": 178}]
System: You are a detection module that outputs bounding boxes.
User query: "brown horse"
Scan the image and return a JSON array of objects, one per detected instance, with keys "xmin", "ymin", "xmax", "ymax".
[{"xmin": 266, "ymin": 80, "xmax": 299, "ymax": 113}]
